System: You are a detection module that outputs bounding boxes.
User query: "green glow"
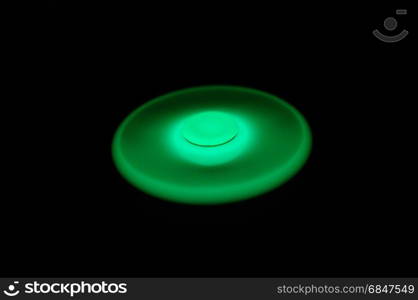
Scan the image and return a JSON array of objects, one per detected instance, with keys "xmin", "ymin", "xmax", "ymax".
[
  {"xmin": 170, "ymin": 113, "xmax": 252, "ymax": 166},
  {"xmin": 182, "ymin": 111, "xmax": 238, "ymax": 147},
  {"xmin": 112, "ymin": 86, "xmax": 312, "ymax": 205}
]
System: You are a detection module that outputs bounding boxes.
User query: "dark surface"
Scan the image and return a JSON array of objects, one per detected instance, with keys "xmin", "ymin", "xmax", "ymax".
[{"xmin": 2, "ymin": 1, "xmax": 415, "ymax": 277}]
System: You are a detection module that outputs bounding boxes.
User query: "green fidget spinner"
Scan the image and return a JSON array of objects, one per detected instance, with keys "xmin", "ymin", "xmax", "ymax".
[{"xmin": 112, "ymin": 86, "xmax": 312, "ymax": 205}]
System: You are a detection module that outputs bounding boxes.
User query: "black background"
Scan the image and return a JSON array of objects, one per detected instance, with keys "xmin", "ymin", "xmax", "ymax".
[{"xmin": 2, "ymin": 1, "xmax": 416, "ymax": 277}]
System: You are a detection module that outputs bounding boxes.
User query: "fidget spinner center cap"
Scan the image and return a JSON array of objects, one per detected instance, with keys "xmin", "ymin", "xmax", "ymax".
[{"xmin": 181, "ymin": 111, "xmax": 239, "ymax": 147}]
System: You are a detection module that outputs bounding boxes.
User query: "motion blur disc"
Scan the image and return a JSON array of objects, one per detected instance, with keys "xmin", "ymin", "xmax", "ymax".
[{"xmin": 112, "ymin": 86, "xmax": 312, "ymax": 205}]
